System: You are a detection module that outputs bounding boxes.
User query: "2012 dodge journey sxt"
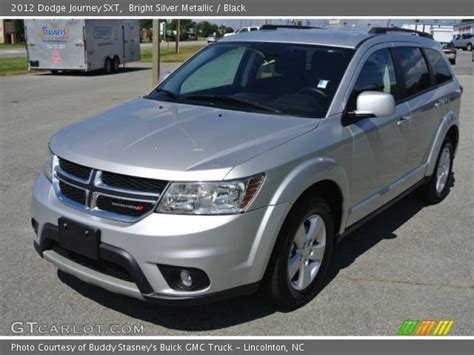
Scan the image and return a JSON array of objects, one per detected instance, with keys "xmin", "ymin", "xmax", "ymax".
[{"xmin": 32, "ymin": 26, "xmax": 461, "ymax": 308}]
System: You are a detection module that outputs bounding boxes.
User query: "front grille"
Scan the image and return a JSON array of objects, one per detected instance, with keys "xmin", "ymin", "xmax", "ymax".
[
  {"xmin": 59, "ymin": 159, "xmax": 92, "ymax": 180},
  {"xmin": 96, "ymin": 195, "xmax": 156, "ymax": 217},
  {"xmin": 54, "ymin": 156, "xmax": 168, "ymax": 222},
  {"xmin": 53, "ymin": 245, "xmax": 133, "ymax": 282},
  {"xmin": 59, "ymin": 181, "xmax": 86, "ymax": 205},
  {"xmin": 101, "ymin": 171, "xmax": 167, "ymax": 194}
]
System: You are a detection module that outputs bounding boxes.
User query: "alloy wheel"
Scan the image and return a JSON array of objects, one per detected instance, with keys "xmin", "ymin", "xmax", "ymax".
[{"xmin": 288, "ymin": 214, "xmax": 326, "ymax": 291}]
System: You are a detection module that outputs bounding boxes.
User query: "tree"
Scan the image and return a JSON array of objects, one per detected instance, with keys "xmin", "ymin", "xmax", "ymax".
[
  {"xmin": 139, "ymin": 19, "xmax": 152, "ymax": 29},
  {"xmin": 13, "ymin": 20, "xmax": 25, "ymax": 42},
  {"xmin": 197, "ymin": 21, "xmax": 219, "ymax": 38}
]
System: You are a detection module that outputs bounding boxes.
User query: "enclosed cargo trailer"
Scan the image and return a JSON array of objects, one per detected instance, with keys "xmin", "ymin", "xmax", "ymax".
[{"xmin": 25, "ymin": 19, "xmax": 140, "ymax": 73}]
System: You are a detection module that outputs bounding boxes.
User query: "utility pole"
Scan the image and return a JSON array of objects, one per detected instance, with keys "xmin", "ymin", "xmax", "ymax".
[
  {"xmin": 152, "ymin": 19, "xmax": 161, "ymax": 88},
  {"xmin": 175, "ymin": 19, "xmax": 180, "ymax": 54}
]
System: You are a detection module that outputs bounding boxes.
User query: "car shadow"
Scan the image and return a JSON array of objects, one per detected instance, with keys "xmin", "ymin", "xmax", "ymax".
[{"xmin": 57, "ymin": 175, "xmax": 455, "ymax": 331}]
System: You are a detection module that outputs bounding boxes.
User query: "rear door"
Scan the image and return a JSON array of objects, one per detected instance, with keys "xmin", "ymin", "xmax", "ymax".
[
  {"xmin": 121, "ymin": 21, "xmax": 140, "ymax": 63},
  {"xmin": 25, "ymin": 19, "xmax": 86, "ymax": 70},
  {"xmin": 392, "ymin": 46, "xmax": 446, "ymax": 171}
]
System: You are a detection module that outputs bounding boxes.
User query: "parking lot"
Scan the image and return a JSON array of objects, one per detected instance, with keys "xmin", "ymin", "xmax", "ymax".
[{"xmin": 0, "ymin": 51, "xmax": 472, "ymax": 336}]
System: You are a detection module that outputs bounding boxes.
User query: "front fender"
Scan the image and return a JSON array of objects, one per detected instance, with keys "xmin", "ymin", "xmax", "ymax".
[{"xmin": 269, "ymin": 157, "xmax": 350, "ymax": 236}]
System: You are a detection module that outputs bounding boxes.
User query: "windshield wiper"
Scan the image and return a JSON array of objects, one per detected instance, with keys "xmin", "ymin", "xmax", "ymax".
[
  {"xmin": 182, "ymin": 95, "xmax": 281, "ymax": 114},
  {"xmin": 155, "ymin": 88, "xmax": 180, "ymax": 100}
]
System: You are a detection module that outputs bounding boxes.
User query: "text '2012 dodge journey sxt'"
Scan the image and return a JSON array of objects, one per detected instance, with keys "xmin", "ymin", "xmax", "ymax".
[{"xmin": 32, "ymin": 26, "xmax": 461, "ymax": 308}]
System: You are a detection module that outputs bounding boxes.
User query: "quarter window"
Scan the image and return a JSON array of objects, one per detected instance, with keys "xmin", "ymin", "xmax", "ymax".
[
  {"xmin": 348, "ymin": 48, "xmax": 397, "ymax": 111},
  {"xmin": 425, "ymin": 48, "xmax": 453, "ymax": 85},
  {"xmin": 395, "ymin": 47, "xmax": 432, "ymax": 97}
]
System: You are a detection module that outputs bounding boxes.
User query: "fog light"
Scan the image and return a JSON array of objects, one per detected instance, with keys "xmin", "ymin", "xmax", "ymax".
[
  {"xmin": 158, "ymin": 264, "xmax": 210, "ymax": 291},
  {"xmin": 180, "ymin": 270, "xmax": 193, "ymax": 288}
]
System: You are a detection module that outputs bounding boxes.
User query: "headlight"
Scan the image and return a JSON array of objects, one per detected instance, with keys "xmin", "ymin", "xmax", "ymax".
[
  {"xmin": 157, "ymin": 175, "xmax": 264, "ymax": 215},
  {"xmin": 43, "ymin": 153, "xmax": 54, "ymax": 182}
]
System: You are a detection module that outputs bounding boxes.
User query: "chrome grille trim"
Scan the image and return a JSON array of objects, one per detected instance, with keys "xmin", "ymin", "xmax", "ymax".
[
  {"xmin": 52, "ymin": 156, "xmax": 169, "ymax": 223},
  {"xmin": 94, "ymin": 171, "xmax": 161, "ymax": 198}
]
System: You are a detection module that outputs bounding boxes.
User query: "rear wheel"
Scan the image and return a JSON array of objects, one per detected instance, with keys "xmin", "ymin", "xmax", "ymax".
[
  {"xmin": 104, "ymin": 57, "xmax": 112, "ymax": 74},
  {"xmin": 266, "ymin": 195, "xmax": 334, "ymax": 309},
  {"xmin": 467, "ymin": 43, "xmax": 472, "ymax": 51},
  {"xmin": 419, "ymin": 137, "xmax": 454, "ymax": 204},
  {"xmin": 112, "ymin": 56, "xmax": 120, "ymax": 73}
]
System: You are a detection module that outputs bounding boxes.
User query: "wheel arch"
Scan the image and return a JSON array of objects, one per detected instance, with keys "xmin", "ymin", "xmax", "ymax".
[
  {"xmin": 426, "ymin": 110, "xmax": 460, "ymax": 177},
  {"xmin": 268, "ymin": 157, "xmax": 350, "ymax": 236}
]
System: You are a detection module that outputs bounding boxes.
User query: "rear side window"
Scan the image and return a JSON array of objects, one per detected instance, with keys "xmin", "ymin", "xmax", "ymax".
[
  {"xmin": 425, "ymin": 48, "xmax": 453, "ymax": 84},
  {"xmin": 348, "ymin": 48, "xmax": 398, "ymax": 111},
  {"xmin": 395, "ymin": 47, "xmax": 432, "ymax": 97}
]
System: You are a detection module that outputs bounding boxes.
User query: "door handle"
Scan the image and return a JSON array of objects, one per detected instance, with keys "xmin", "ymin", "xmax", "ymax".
[{"xmin": 397, "ymin": 116, "xmax": 411, "ymax": 126}]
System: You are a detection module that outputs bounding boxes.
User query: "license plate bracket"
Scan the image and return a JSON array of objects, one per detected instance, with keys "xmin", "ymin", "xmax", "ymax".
[{"xmin": 58, "ymin": 218, "xmax": 100, "ymax": 260}]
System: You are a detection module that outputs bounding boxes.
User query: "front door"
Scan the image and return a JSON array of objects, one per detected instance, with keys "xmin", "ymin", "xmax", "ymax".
[{"xmin": 345, "ymin": 47, "xmax": 412, "ymax": 223}]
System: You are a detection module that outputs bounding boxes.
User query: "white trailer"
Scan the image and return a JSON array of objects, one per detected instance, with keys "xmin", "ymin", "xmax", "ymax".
[
  {"xmin": 25, "ymin": 19, "xmax": 140, "ymax": 73},
  {"xmin": 431, "ymin": 27, "xmax": 454, "ymax": 43}
]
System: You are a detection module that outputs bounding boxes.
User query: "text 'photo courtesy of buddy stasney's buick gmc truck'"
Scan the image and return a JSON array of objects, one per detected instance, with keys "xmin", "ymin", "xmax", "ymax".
[{"xmin": 31, "ymin": 25, "xmax": 462, "ymax": 309}]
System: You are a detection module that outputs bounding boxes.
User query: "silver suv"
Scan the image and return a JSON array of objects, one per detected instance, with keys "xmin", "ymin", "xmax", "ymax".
[
  {"xmin": 32, "ymin": 27, "xmax": 461, "ymax": 309},
  {"xmin": 452, "ymin": 33, "xmax": 473, "ymax": 51}
]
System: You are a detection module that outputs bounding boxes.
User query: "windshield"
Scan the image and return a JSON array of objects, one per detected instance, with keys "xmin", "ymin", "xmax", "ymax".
[{"xmin": 147, "ymin": 42, "xmax": 354, "ymax": 118}]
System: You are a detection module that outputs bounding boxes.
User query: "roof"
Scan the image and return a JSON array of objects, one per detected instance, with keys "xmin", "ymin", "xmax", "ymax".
[{"xmin": 218, "ymin": 28, "xmax": 435, "ymax": 48}]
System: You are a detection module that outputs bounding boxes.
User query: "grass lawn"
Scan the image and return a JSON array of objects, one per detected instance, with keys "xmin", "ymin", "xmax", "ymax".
[
  {"xmin": 0, "ymin": 44, "xmax": 205, "ymax": 75},
  {"xmin": 0, "ymin": 57, "xmax": 28, "ymax": 76},
  {"xmin": 0, "ymin": 43, "xmax": 26, "ymax": 49},
  {"xmin": 141, "ymin": 44, "xmax": 205, "ymax": 63}
]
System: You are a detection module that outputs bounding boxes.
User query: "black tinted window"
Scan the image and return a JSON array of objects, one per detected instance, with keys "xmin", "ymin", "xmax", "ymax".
[
  {"xmin": 396, "ymin": 47, "xmax": 432, "ymax": 97},
  {"xmin": 348, "ymin": 48, "xmax": 397, "ymax": 110},
  {"xmin": 425, "ymin": 49, "xmax": 453, "ymax": 84}
]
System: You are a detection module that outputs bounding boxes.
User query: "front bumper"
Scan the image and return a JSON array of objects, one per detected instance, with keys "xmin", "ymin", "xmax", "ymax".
[{"xmin": 31, "ymin": 173, "xmax": 290, "ymax": 304}]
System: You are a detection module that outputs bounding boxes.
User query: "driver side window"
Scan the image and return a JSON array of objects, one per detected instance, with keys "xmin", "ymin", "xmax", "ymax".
[{"xmin": 348, "ymin": 48, "xmax": 398, "ymax": 111}]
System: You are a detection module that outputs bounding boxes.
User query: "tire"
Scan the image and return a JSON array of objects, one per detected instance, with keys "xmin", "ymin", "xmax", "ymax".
[
  {"xmin": 104, "ymin": 57, "xmax": 112, "ymax": 74},
  {"xmin": 112, "ymin": 56, "xmax": 120, "ymax": 73},
  {"xmin": 265, "ymin": 194, "xmax": 335, "ymax": 309},
  {"xmin": 467, "ymin": 43, "xmax": 472, "ymax": 51},
  {"xmin": 50, "ymin": 70, "xmax": 58, "ymax": 75},
  {"xmin": 450, "ymin": 59, "xmax": 456, "ymax": 65},
  {"xmin": 419, "ymin": 137, "xmax": 454, "ymax": 204}
]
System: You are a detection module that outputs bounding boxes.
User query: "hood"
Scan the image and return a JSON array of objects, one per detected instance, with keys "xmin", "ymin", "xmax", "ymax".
[{"xmin": 50, "ymin": 98, "xmax": 319, "ymax": 180}]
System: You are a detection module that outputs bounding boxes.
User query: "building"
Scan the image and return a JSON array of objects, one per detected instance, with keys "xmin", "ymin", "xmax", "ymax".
[
  {"xmin": 454, "ymin": 21, "xmax": 474, "ymax": 35},
  {"xmin": 0, "ymin": 19, "xmax": 20, "ymax": 44}
]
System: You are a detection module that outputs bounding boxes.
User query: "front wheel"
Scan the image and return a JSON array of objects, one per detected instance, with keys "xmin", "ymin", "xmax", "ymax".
[
  {"xmin": 266, "ymin": 195, "xmax": 334, "ymax": 309},
  {"xmin": 467, "ymin": 43, "xmax": 472, "ymax": 51},
  {"xmin": 419, "ymin": 137, "xmax": 454, "ymax": 204}
]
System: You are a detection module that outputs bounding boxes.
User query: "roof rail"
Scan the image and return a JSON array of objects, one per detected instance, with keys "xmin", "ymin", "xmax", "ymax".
[
  {"xmin": 369, "ymin": 27, "xmax": 434, "ymax": 39},
  {"xmin": 259, "ymin": 24, "xmax": 324, "ymax": 31}
]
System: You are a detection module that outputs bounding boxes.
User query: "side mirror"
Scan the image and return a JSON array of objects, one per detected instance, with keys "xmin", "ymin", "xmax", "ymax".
[{"xmin": 355, "ymin": 91, "xmax": 395, "ymax": 117}]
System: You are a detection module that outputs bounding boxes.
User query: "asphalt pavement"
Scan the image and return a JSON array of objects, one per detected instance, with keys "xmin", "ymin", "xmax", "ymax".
[{"xmin": 0, "ymin": 52, "xmax": 472, "ymax": 336}]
